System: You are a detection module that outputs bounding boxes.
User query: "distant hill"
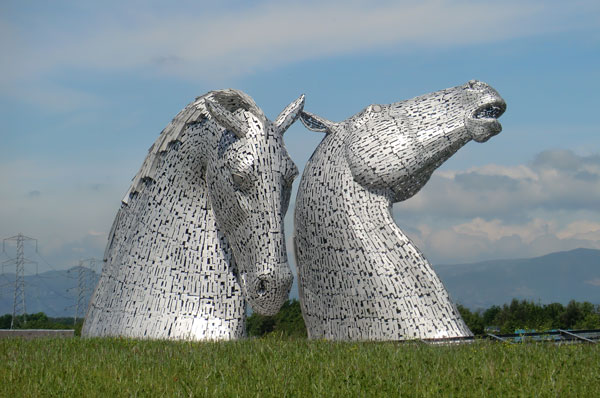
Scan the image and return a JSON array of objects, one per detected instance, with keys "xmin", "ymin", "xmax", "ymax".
[
  {"xmin": 0, "ymin": 267, "xmax": 99, "ymax": 318},
  {"xmin": 434, "ymin": 248, "xmax": 600, "ymax": 310},
  {"xmin": 1, "ymin": 248, "xmax": 598, "ymax": 317}
]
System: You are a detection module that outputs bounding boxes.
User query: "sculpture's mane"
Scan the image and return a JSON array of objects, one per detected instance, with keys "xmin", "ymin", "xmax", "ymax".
[{"xmin": 122, "ymin": 89, "xmax": 265, "ymax": 204}]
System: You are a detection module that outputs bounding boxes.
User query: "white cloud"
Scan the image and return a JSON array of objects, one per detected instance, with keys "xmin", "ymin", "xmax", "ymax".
[
  {"xmin": 586, "ymin": 278, "xmax": 600, "ymax": 287},
  {"xmin": 398, "ymin": 150, "xmax": 600, "ymax": 219},
  {"xmin": 453, "ymin": 218, "xmax": 556, "ymax": 244},
  {"xmin": 2, "ymin": 0, "xmax": 599, "ymax": 107},
  {"xmin": 394, "ymin": 150, "xmax": 600, "ymax": 263},
  {"xmin": 414, "ymin": 220, "xmax": 600, "ymax": 264},
  {"xmin": 556, "ymin": 221, "xmax": 600, "ymax": 240}
]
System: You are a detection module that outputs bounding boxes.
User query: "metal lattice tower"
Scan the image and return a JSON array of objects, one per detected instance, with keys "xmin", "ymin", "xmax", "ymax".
[
  {"xmin": 68, "ymin": 258, "xmax": 98, "ymax": 324},
  {"xmin": 2, "ymin": 233, "xmax": 37, "ymax": 329}
]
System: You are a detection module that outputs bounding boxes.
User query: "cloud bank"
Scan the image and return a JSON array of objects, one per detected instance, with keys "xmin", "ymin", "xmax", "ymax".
[
  {"xmin": 394, "ymin": 150, "xmax": 600, "ymax": 264},
  {"xmin": 2, "ymin": 0, "xmax": 598, "ymax": 108}
]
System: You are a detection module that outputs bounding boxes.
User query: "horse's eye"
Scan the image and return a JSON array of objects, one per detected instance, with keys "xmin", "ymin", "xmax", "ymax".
[
  {"xmin": 232, "ymin": 172, "xmax": 251, "ymax": 192},
  {"xmin": 232, "ymin": 173, "xmax": 244, "ymax": 186}
]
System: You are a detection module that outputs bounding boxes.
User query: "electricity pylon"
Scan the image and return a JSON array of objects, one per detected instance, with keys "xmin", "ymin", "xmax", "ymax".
[
  {"xmin": 2, "ymin": 233, "xmax": 38, "ymax": 329},
  {"xmin": 68, "ymin": 258, "xmax": 98, "ymax": 324}
]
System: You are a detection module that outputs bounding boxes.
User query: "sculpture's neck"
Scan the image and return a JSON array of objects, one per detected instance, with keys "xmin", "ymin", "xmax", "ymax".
[
  {"xmin": 326, "ymin": 162, "xmax": 408, "ymax": 259},
  {"xmin": 349, "ymin": 188, "xmax": 413, "ymax": 254}
]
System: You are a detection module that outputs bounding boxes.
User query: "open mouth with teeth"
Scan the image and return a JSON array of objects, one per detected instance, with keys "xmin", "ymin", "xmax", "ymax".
[
  {"xmin": 473, "ymin": 102, "xmax": 506, "ymax": 120},
  {"xmin": 466, "ymin": 100, "xmax": 507, "ymax": 142}
]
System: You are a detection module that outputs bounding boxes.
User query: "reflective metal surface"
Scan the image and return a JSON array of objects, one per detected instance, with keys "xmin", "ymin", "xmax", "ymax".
[
  {"xmin": 83, "ymin": 90, "xmax": 304, "ymax": 340},
  {"xmin": 295, "ymin": 81, "xmax": 506, "ymax": 340}
]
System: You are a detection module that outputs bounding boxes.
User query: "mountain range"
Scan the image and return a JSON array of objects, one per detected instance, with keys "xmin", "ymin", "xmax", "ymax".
[
  {"xmin": 0, "ymin": 267, "xmax": 99, "ymax": 318},
  {"xmin": 0, "ymin": 248, "xmax": 598, "ymax": 317},
  {"xmin": 434, "ymin": 248, "xmax": 600, "ymax": 309}
]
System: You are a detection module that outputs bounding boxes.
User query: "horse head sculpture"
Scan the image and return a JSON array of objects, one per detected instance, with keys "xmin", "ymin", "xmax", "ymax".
[
  {"xmin": 294, "ymin": 80, "xmax": 505, "ymax": 340},
  {"xmin": 83, "ymin": 89, "xmax": 303, "ymax": 340},
  {"xmin": 203, "ymin": 91, "xmax": 302, "ymax": 315}
]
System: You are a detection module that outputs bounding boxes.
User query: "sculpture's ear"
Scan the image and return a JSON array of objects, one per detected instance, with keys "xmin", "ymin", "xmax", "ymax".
[
  {"xmin": 299, "ymin": 111, "xmax": 335, "ymax": 134},
  {"xmin": 274, "ymin": 94, "xmax": 305, "ymax": 135},
  {"xmin": 206, "ymin": 99, "xmax": 247, "ymax": 139}
]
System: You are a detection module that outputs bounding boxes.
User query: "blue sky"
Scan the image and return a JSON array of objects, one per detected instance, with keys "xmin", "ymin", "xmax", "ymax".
[{"xmin": 1, "ymin": 0, "xmax": 599, "ymax": 282}]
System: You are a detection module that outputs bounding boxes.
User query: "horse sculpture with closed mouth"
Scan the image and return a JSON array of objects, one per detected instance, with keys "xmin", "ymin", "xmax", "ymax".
[{"xmin": 83, "ymin": 89, "xmax": 304, "ymax": 340}]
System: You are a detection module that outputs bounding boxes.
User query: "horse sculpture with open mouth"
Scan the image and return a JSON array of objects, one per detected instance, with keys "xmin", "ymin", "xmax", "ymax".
[{"xmin": 294, "ymin": 80, "xmax": 506, "ymax": 341}]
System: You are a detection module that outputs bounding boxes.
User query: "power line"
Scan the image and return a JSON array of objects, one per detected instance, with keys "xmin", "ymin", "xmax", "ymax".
[
  {"xmin": 2, "ymin": 233, "xmax": 103, "ymax": 321},
  {"xmin": 34, "ymin": 248, "xmax": 65, "ymax": 274},
  {"xmin": 2, "ymin": 233, "xmax": 38, "ymax": 329}
]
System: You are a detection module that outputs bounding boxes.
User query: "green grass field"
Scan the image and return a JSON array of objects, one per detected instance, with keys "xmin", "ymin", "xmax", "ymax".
[{"xmin": 1, "ymin": 336, "xmax": 599, "ymax": 397}]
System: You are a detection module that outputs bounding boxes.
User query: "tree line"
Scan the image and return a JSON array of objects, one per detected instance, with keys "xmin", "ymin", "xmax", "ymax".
[
  {"xmin": 3, "ymin": 299, "xmax": 599, "ymax": 337},
  {"xmin": 247, "ymin": 299, "xmax": 600, "ymax": 337},
  {"xmin": 0, "ymin": 312, "xmax": 82, "ymax": 332},
  {"xmin": 457, "ymin": 299, "xmax": 600, "ymax": 335}
]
